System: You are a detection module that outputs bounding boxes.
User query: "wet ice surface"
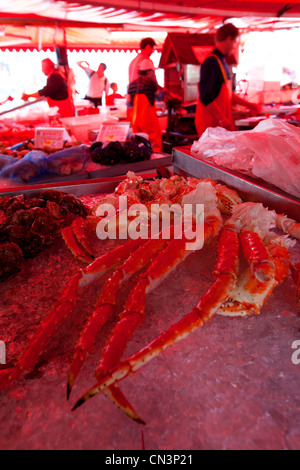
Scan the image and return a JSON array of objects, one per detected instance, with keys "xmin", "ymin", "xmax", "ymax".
[{"xmin": 0, "ymin": 213, "xmax": 299, "ymax": 450}]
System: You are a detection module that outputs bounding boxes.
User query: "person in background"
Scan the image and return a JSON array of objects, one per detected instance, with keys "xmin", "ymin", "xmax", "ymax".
[
  {"xmin": 106, "ymin": 82, "xmax": 124, "ymax": 106},
  {"xmin": 21, "ymin": 58, "xmax": 75, "ymax": 117},
  {"xmin": 127, "ymin": 37, "xmax": 157, "ymax": 122},
  {"xmin": 195, "ymin": 23, "xmax": 261, "ymax": 137},
  {"xmin": 128, "ymin": 37, "xmax": 157, "ymax": 84},
  {"xmin": 127, "ymin": 59, "xmax": 162, "ymax": 152},
  {"xmin": 58, "ymin": 65, "xmax": 77, "ymax": 101},
  {"xmin": 281, "ymin": 66, "xmax": 296, "ymax": 89},
  {"xmin": 77, "ymin": 61, "xmax": 109, "ymax": 107}
]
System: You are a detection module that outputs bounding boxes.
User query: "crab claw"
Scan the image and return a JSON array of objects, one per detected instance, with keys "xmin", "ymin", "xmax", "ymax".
[
  {"xmin": 104, "ymin": 385, "xmax": 146, "ymax": 425},
  {"xmin": 276, "ymin": 214, "xmax": 300, "ymax": 240},
  {"xmin": 61, "ymin": 225, "xmax": 94, "ymax": 263}
]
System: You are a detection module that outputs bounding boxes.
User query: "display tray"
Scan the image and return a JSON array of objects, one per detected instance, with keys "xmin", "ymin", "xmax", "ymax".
[
  {"xmin": 86, "ymin": 152, "xmax": 172, "ymax": 179},
  {"xmin": 173, "ymin": 146, "xmax": 300, "ymax": 221},
  {"xmin": 234, "ymin": 116, "xmax": 267, "ymax": 127},
  {"xmin": 0, "ymin": 152, "xmax": 172, "ymax": 188},
  {"xmin": 0, "ymin": 173, "xmax": 299, "ymax": 450},
  {"xmin": 0, "ymin": 174, "xmax": 130, "ymax": 198},
  {"xmin": 261, "ymin": 104, "xmax": 300, "ymax": 115}
]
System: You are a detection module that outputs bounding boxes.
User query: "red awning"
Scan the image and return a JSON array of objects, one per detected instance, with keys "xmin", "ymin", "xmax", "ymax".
[{"xmin": 1, "ymin": 0, "xmax": 300, "ymax": 50}]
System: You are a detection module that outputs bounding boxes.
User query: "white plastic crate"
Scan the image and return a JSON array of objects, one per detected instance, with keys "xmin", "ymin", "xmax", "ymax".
[{"xmin": 60, "ymin": 114, "xmax": 118, "ymax": 142}]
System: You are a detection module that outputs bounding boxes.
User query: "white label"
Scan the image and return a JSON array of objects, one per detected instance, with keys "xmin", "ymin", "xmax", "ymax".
[{"xmin": 97, "ymin": 122, "xmax": 130, "ymax": 143}]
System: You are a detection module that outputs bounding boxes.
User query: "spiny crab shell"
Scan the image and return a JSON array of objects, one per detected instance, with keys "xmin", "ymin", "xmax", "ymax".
[{"xmin": 0, "ymin": 190, "xmax": 89, "ymax": 281}]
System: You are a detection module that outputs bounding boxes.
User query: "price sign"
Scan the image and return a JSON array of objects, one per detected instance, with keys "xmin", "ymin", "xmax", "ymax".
[{"xmin": 97, "ymin": 122, "xmax": 130, "ymax": 143}]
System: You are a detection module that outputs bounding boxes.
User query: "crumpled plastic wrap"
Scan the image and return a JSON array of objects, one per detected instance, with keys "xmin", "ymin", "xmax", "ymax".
[
  {"xmin": 0, "ymin": 145, "xmax": 90, "ymax": 182},
  {"xmin": 45, "ymin": 144, "xmax": 90, "ymax": 176},
  {"xmin": 0, "ymin": 150, "xmax": 48, "ymax": 182},
  {"xmin": 191, "ymin": 118, "xmax": 300, "ymax": 199},
  {"xmin": 0, "ymin": 155, "xmax": 15, "ymax": 171}
]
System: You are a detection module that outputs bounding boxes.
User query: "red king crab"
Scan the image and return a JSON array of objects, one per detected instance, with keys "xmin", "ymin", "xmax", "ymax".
[
  {"xmin": 0, "ymin": 190, "xmax": 88, "ymax": 280},
  {"xmin": 0, "ymin": 172, "xmax": 299, "ymax": 424}
]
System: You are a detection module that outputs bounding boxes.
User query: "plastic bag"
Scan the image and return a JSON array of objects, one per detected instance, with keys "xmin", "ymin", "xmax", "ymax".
[
  {"xmin": 46, "ymin": 144, "xmax": 90, "ymax": 176},
  {"xmin": 0, "ymin": 150, "xmax": 48, "ymax": 182},
  {"xmin": 89, "ymin": 135, "xmax": 153, "ymax": 166},
  {"xmin": 90, "ymin": 141, "xmax": 125, "ymax": 165},
  {"xmin": 191, "ymin": 118, "xmax": 300, "ymax": 199},
  {"xmin": 0, "ymin": 154, "xmax": 15, "ymax": 171},
  {"xmin": 123, "ymin": 135, "xmax": 153, "ymax": 162}
]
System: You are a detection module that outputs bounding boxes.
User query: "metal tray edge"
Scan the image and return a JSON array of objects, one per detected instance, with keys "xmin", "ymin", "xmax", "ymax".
[{"xmin": 173, "ymin": 146, "xmax": 300, "ymax": 221}]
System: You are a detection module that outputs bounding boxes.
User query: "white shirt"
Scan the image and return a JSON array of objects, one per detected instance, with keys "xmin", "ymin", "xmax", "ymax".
[
  {"xmin": 128, "ymin": 53, "xmax": 156, "ymax": 84},
  {"xmin": 86, "ymin": 68, "xmax": 109, "ymax": 98}
]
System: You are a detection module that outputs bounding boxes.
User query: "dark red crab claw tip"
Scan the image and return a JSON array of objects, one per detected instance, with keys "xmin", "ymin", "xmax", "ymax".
[
  {"xmin": 66, "ymin": 382, "xmax": 72, "ymax": 401},
  {"xmin": 71, "ymin": 397, "xmax": 86, "ymax": 412}
]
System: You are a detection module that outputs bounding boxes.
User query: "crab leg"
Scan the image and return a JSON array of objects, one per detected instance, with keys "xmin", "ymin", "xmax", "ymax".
[
  {"xmin": 239, "ymin": 231, "xmax": 275, "ymax": 283},
  {"xmin": 72, "ymin": 226, "xmax": 236, "ymax": 412},
  {"xmin": 0, "ymin": 273, "xmax": 81, "ymax": 390},
  {"xmin": 70, "ymin": 183, "xmax": 222, "ymax": 414},
  {"xmin": 85, "ymin": 183, "xmax": 223, "ymax": 385},
  {"xmin": 218, "ymin": 239, "xmax": 291, "ymax": 317},
  {"xmin": 104, "ymin": 384, "xmax": 146, "ymax": 424},
  {"xmin": 62, "ymin": 195, "xmax": 143, "ymax": 262},
  {"xmin": 70, "ymin": 216, "xmax": 101, "ymax": 257},
  {"xmin": 276, "ymin": 214, "xmax": 300, "ymax": 240},
  {"xmin": 0, "ymin": 238, "xmax": 144, "ymax": 391},
  {"xmin": 62, "ymin": 215, "xmax": 101, "ymax": 262},
  {"xmin": 67, "ymin": 235, "xmax": 170, "ymax": 398},
  {"xmin": 94, "ymin": 212, "xmax": 223, "ymax": 379},
  {"xmin": 224, "ymin": 202, "xmax": 278, "ymax": 283},
  {"xmin": 90, "ymin": 235, "xmax": 199, "ymax": 421},
  {"xmin": 62, "ymin": 225, "xmax": 94, "ymax": 263},
  {"xmin": 67, "ymin": 223, "xmax": 208, "ymax": 419},
  {"xmin": 94, "ymin": 238, "xmax": 190, "ymax": 383},
  {"xmin": 68, "ymin": 229, "xmax": 188, "ymax": 422}
]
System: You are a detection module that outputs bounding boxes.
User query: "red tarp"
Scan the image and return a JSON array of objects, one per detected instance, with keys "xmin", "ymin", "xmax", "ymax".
[{"xmin": 1, "ymin": 0, "xmax": 300, "ymax": 50}]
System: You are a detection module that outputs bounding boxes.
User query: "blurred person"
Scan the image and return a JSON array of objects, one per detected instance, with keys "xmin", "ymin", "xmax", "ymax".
[
  {"xmin": 77, "ymin": 61, "xmax": 109, "ymax": 107},
  {"xmin": 58, "ymin": 65, "xmax": 77, "ymax": 101},
  {"xmin": 128, "ymin": 37, "xmax": 157, "ymax": 84},
  {"xmin": 21, "ymin": 58, "xmax": 75, "ymax": 117},
  {"xmin": 106, "ymin": 82, "xmax": 124, "ymax": 106},
  {"xmin": 281, "ymin": 67, "xmax": 296, "ymax": 89},
  {"xmin": 127, "ymin": 37, "xmax": 157, "ymax": 122},
  {"xmin": 127, "ymin": 59, "xmax": 162, "ymax": 152},
  {"xmin": 195, "ymin": 23, "xmax": 261, "ymax": 137}
]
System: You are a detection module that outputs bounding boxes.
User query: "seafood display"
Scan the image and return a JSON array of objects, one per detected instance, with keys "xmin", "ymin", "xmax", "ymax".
[
  {"xmin": 0, "ymin": 170, "xmax": 299, "ymax": 435},
  {"xmin": 0, "ymin": 125, "xmax": 35, "ymax": 148},
  {"xmin": 0, "ymin": 190, "xmax": 88, "ymax": 280},
  {"xmin": 90, "ymin": 135, "xmax": 153, "ymax": 165}
]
